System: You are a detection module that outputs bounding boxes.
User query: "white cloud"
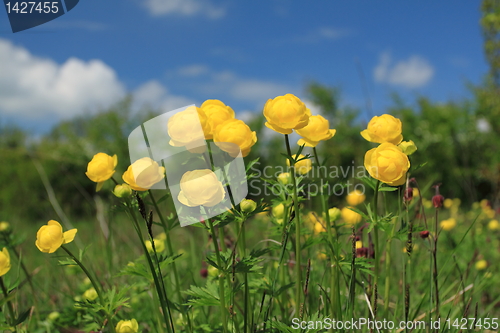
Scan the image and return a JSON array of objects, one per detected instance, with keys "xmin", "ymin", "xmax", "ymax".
[
  {"xmin": 143, "ymin": 0, "xmax": 225, "ymax": 19},
  {"xmin": 0, "ymin": 39, "xmax": 125, "ymax": 119},
  {"xmin": 374, "ymin": 52, "xmax": 434, "ymax": 88},
  {"xmin": 177, "ymin": 64, "xmax": 209, "ymax": 77},
  {"xmin": 133, "ymin": 80, "xmax": 195, "ymax": 112}
]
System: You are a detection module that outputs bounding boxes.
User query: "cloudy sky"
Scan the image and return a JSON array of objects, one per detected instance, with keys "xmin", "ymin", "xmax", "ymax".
[{"xmin": 0, "ymin": 1, "xmax": 488, "ymax": 133}]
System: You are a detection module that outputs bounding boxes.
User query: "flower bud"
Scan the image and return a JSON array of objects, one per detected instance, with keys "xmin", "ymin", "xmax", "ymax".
[
  {"xmin": 356, "ymin": 247, "xmax": 369, "ymax": 258},
  {"xmin": 419, "ymin": 230, "xmax": 430, "ymax": 239},
  {"xmin": 277, "ymin": 172, "xmax": 291, "ymax": 185},
  {"xmin": 398, "ymin": 140, "xmax": 417, "ymax": 155},
  {"xmin": 326, "ymin": 207, "xmax": 341, "ymax": 222},
  {"xmin": 200, "ymin": 268, "xmax": 208, "ymax": 278},
  {"xmin": 113, "ymin": 184, "xmax": 132, "ymax": 198},
  {"xmin": 432, "ymin": 195, "xmax": 444, "ymax": 208},
  {"xmin": 83, "ymin": 287, "xmax": 98, "ymax": 301},
  {"xmin": 47, "ymin": 311, "xmax": 60, "ymax": 322},
  {"xmin": 0, "ymin": 222, "xmax": 9, "ymax": 232},
  {"xmin": 404, "ymin": 188, "xmax": 413, "ymax": 202},
  {"xmin": 475, "ymin": 259, "xmax": 488, "ymax": 271},
  {"xmin": 240, "ymin": 199, "xmax": 257, "ymax": 213}
]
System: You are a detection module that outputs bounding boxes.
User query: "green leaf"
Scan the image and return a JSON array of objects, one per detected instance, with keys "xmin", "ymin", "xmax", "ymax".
[{"xmin": 378, "ymin": 186, "xmax": 399, "ymax": 192}]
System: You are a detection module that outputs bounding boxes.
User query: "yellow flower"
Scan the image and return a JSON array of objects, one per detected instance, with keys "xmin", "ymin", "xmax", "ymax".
[
  {"xmin": 413, "ymin": 188, "xmax": 420, "ymax": 197},
  {"xmin": 83, "ymin": 287, "xmax": 98, "ymax": 301},
  {"xmin": 341, "ymin": 207, "xmax": 362, "ymax": 225},
  {"xmin": 47, "ymin": 311, "xmax": 60, "ymax": 322},
  {"xmin": 263, "ymin": 94, "xmax": 310, "ymax": 134},
  {"xmin": 317, "ymin": 252, "xmax": 328, "ymax": 260},
  {"xmin": 35, "ymin": 220, "xmax": 77, "ymax": 253},
  {"xmin": 355, "ymin": 241, "xmax": 363, "ymax": 249},
  {"xmin": 398, "ymin": 140, "xmax": 417, "ymax": 155},
  {"xmin": 443, "ymin": 198, "xmax": 453, "ymax": 209},
  {"xmin": 314, "ymin": 221, "xmax": 325, "ymax": 234},
  {"xmin": 200, "ymin": 99, "xmax": 235, "ymax": 139},
  {"xmin": 440, "ymin": 218, "xmax": 457, "ymax": 231},
  {"xmin": 85, "ymin": 153, "xmax": 117, "ymax": 191},
  {"xmin": 113, "ymin": 184, "xmax": 133, "ymax": 198},
  {"xmin": 178, "ymin": 169, "xmax": 225, "ymax": 207},
  {"xmin": 145, "ymin": 239, "xmax": 165, "ymax": 253},
  {"xmin": 488, "ymin": 219, "xmax": 499, "ymax": 230},
  {"xmin": 213, "ymin": 119, "xmax": 257, "ymax": 157},
  {"xmin": 168, "ymin": 106, "xmax": 210, "ymax": 151},
  {"xmin": 346, "ymin": 190, "xmax": 366, "ymax": 206},
  {"xmin": 0, "ymin": 221, "xmax": 9, "ymax": 231},
  {"xmin": 286, "ymin": 154, "xmax": 312, "ymax": 175},
  {"xmin": 156, "ymin": 232, "xmax": 167, "ymax": 240},
  {"xmin": 115, "ymin": 319, "xmax": 139, "ymax": 333},
  {"xmin": 240, "ymin": 199, "xmax": 257, "ymax": 213},
  {"xmin": 475, "ymin": 259, "xmax": 488, "ymax": 271},
  {"xmin": 0, "ymin": 248, "xmax": 10, "ymax": 276},
  {"xmin": 422, "ymin": 198, "xmax": 432, "ymax": 209},
  {"xmin": 122, "ymin": 157, "xmax": 165, "ymax": 191},
  {"xmin": 277, "ymin": 172, "xmax": 291, "ymax": 185},
  {"xmin": 484, "ymin": 208, "xmax": 496, "ymax": 219},
  {"xmin": 360, "ymin": 114, "xmax": 403, "ymax": 144},
  {"xmin": 296, "ymin": 115, "xmax": 336, "ymax": 147},
  {"xmin": 272, "ymin": 203, "xmax": 285, "ymax": 219},
  {"xmin": 364, "ymin": 143, "xmax": 410, "ymax": 186}
]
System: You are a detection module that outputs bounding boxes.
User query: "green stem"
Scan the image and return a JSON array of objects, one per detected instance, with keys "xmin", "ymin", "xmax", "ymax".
[
  {"xmin": 372, "ymin": 180, "xmax": 380, "ymax": 314},
  {"xmin": 207, "ymin": 219, "xmax": 228, "ymax": 333},
  {"xmin": 284, "ymin": 134, "xmax": 302, "ymax": 317},
  {"xmin": 0, "ymin": 277, "xmax": 16, "ymax": 330},
  {"xmin": 61, "ymin": 245, "xmax": 116, "ymax": 333}
]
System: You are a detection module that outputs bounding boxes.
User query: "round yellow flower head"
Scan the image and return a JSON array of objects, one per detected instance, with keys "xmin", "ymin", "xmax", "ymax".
[
  {"xmin": 413, "ymin": 188, "xmax": 420, "ymax": 197},
  {"xmin": 277, "ymin": 172, "xmax": 292, "ymax": 185},
  {"xmin": 321, "ymin": 207, "xmax": 341, "ymax": 222},
  {"xmin": 83, "ymin": 287, "xmax": 98, "ymax": 301},
  {"xmin": 263, "ymin": 94, "xmax": 310, "ymax": 134},
  {"xmin": 240, "ymin": 199, "xmax": 257, "ymax": 213},
  {"xmin": 341, "ymin": 207, "xmax": 362, "ymax": 225},
  {"xmin": 0, "ymin": 221, "xmax": 9, "ymax": 232},
  {"xmin": 286, "ymin": 154, "xmax": 312, "ymax": 175},
  {"xmin": 113, "ymin": 184, "xmax": 133, "ymax": 198},
  {"xmin": 115, "ymin": 319, "xmax": 139, "ymax": 333},
  {"xmin": 0, "ymin": 248, "xmax": 10, "ymax": 277},
  {"xmin": 272, "ymin": 203, "xmax": 285, "ymax": 219},
  {"xmin": 488, "ymin": 219, "xmax": 499, "ymax": 231},
  {"xmin": 296, "ymin": 115, "xmax": 336, "ymax": 147},
  {"xmin": 346, "ymin": 190, "xmax": 366, "ymax": 206},
  {"xmin": 156, "ymin": 232, "xmax": 167, "ymax": 240},
  {"xmin": 85, "ymin": 153, "xmax": 117, "ymax": 191},
  {"xmin": 145, "ymin": 239, "xmax": 165, "ymax": 253},
  {"xmin": 361, "ymin": 114, "xmax": 403, "ymax": 144},
  {"xmin": 314, "ymin": 221, "xmax": 325, "ymax": 235},
  {"xmin": 35, "ymin": 220, "xmax": 77, "ymax": 254},
  {"xmin": 443, "ymin": 198, "xmax": 453, "ymax": 209},
  {"xmin": 355, "ymin": 241, "xmax": 363, "ymax": 249},
  {"xmin": 122, "ymin": 157, "xmax": 165, "ymax": 191},
  {"xmin": 168, "ymin": 106, "xmax": 210, "ymax": 152},
  {"xmin": 475, "ymin": 259, "xmax": 488, "ymax": 271},
  {"xmin": 364, "ymin": 143, "xmax": 410, "ymax": 186},
  {"xmin": 440, "ymin": 218, "xmax": 457, "ymax": 231},
  {"xmin": 200, "ymin": 99, "xmax": 235, "ymax": 139},
  {"xmin": 47, "ymin": 311, "xmax": 60, "ymax": 322},
  {"xmin": 213, "ymin": 119, "xmax": 257, "ymax": 157},
  {"xmin": 178, "ymin": 169, "xmax": 225, "ymax": 207},
  {"xmin": 398, "ymin": 140, "xmax": 417, "ymax": 155}
]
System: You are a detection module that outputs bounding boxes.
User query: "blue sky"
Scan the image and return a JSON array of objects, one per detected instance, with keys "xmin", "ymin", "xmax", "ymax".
[{"xmin": 0, "ymin": 0, "xmax": 488, "ymax": 133}]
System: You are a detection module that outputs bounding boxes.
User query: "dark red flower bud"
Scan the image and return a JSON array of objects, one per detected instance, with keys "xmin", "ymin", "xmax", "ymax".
[
  {"xmin": 356, "ymin": 247, "xmax": 369, "ymax": 258},
  {"xmin": 404, "ymin": 188, "xmax": 413, "ymax": 202},
  {"xmin": 420, "ymin": 230, "xmax": 430, "ymax": 239},
  {"xmin": 355, "ymin": 235, "xmax": 361, "ymax": 241},
  {"xmin": 432, "ymin": 195, "xmax": 444, "ymax": 208},
  {"xmin": 200, "ymin": 268, "xmax": 208, "ymax": 278}
]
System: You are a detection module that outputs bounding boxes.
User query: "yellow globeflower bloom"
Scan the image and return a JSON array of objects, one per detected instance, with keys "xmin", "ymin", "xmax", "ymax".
[
  {"xmin": 355, "ymin": 241, "xmax": 363, "ymax": 249},
  {"xmin": 0, "ymin": 221, "xmax": 9, "ymax": 231},
  {"xmin": 83, "ymin": 287, "xmax": 98, "ymax": 301},
  {"xmin": 295, "ymin": 115, "xmax": 336, "ymax": 147},
  {"xmin": 488, "ymin": 219, "xmax": 499, "ymax": 231},
  {"xmin": 116, "ymin": 319, "xmax": 139, "ymax": 333},
  {"xmin": 324, "ymin": 207, "xmax": 341, "ymax": 222},
  {"xmin": 113, "ymin": 184, "xmax": 132, "ymax": 198},
  {"xmin": 145, "ymin": 239, "xmax": 165, "ymax": 253},
  {"xmin": 360, "ymin": 114, "xmax": 403, "ymax": 144},
  {"xmin": 286, "ymin": 154, "xmax": 312, "ymax": 175},
  {"xmin": 240, "ymin": 199, "xmax": 257, "ymax": 213},
  {"xmin": 341, "ymin": 207, "xmax": 362, "ymax": 225},
  {"xmin": 475, "ymin": 259, "xmax": 488, "ymax": 271},
  {"xmin": 398, "ymin": 140, "xmax": 417, "ymax": 155},
  {"xmin": 346, "ymin": 190, "xmax": 366, "ymax": 206},
  {"xmin": 272, "ymin": 203, "xmax": 285, "ymax": 219},
  {"xmin": 443, "ymin": 198, "xmax": 453, "ymax": 209},
  {"xmin": 277, "ymin": 172, "xmax": 292, "ymax": 185},
  {"xmin": 122, "ymin": 157, "xmax": 165, "ymax": 191},
  {"xmin": 168, "ymin": 106, "xmax": 210, "ymax": 151},
  {"xmin": 178, "ymin": 169, "xmax": 225, "ymax": 207},
  {"xmin": 263, "ymin": 94, "xmax": 310, "ymax": 134},
  {"xmin": 200, "ymin": 99, "xmax": 235, "ymax": 139},
  {"xmin": 0, "ymin": 248, "xmax": 10, "ymax": 276},
  {"xmin": 413, "ymin": 188, "xmax": 420, "ymax": 197},
  {"xmin": 213, "ymin": 119, "xmax": 257, "ymax": 157},
  {"xmin": 35, "ymin": 220, "xmax": 77, "ymax": 253},
  {"xmin": 314, "ymin": 221, "xmax": 325, "ymax": 234},
  {"xmin": 364, "ymin": 143, "xmax": 410, "ymax": 186},
  {"xmin": 440, "ymin": 218, "xmax": 457, "ymax": 231},
  {"xmin": 85, "ymin": 153, "xmax": 117, "ymax": 191}
]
